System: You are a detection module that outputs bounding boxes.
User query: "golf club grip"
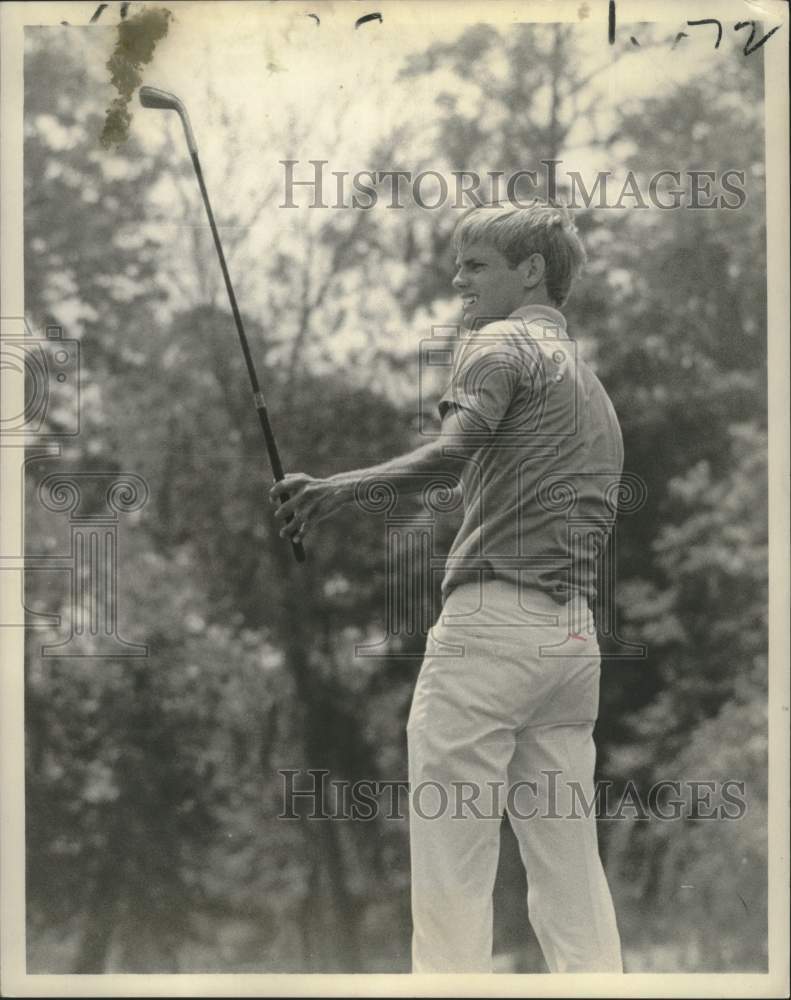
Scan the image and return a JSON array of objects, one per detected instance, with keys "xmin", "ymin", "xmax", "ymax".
[{"xmin": 256, "ymin": 406, "xmax": 305, "ymax": 563}]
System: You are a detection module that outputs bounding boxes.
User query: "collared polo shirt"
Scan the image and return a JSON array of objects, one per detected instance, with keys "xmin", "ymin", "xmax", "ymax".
[{"xmin": 438, "ymin": 304, "xmax": 624, "ymax": 607}]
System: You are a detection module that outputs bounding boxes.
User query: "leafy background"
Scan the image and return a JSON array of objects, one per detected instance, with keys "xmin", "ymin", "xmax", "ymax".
[{"xmin": 22, "ymin": 10, "xmax": 768, "ymax": 974}]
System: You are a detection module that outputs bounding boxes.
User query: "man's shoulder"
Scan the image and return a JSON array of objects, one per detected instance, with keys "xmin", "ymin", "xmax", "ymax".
[
  {"xmin": 462, "ymin": 318, "xmax": 546, "ymax": 365},
  {"xmin": 470, "ymin": 313, "xmax": 560, "ymax": 339}
]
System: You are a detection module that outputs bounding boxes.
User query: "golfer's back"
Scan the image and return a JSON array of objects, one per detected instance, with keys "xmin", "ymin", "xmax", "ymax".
[{"xmin": 439, "ymin": 304, "xmax": 623, "ymax": 609}]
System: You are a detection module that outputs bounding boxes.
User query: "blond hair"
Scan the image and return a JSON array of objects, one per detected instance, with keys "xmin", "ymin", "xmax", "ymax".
[{"xmin": 452, "ymin": 202, "xmax": 587, "ymax": 306}]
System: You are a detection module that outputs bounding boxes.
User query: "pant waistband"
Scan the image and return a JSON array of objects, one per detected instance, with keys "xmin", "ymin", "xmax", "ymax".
[{"xmin": 440, "ymin": 580, "xmax": 594, "ymax": 634}]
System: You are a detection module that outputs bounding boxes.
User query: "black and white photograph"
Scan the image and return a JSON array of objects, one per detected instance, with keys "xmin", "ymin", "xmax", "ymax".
[{"xmin": 1, "ymin": 0, "xmax": 788, "ymax": 995}]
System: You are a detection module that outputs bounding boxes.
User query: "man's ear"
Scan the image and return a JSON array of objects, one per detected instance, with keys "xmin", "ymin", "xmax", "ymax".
[{"xmin": 518, "ymin": 252, "xmax": 546, "ymax": 289}]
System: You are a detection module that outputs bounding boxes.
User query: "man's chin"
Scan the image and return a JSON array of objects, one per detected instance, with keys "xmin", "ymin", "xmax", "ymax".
[
  {"xmin": 461, "ymin": 304, "xmax": 509, "ymax": 330},
  {"xmin": 461, "ymin": 308, "xmax": 503, "ymax": 331},
  {"xmin": 461, "ymin": 304, "xmax": 487, "ymax": 329}
]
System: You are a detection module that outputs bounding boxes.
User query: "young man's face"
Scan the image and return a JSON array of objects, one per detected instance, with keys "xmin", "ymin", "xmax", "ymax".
[{"xmin": 452, "ymin": 241, "xmax": 527, "ymax": 328}]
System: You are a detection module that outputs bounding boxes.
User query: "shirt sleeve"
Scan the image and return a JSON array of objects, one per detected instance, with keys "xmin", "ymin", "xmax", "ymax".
[{"xmin": 438, "ymin": 327, "xmax": 538, "ymax": 433}]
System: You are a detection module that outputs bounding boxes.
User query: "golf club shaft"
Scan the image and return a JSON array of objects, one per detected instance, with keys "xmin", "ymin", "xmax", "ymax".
[{"xmin": 188, "ymin": 150, "xmax": 305, "ymax": 563}]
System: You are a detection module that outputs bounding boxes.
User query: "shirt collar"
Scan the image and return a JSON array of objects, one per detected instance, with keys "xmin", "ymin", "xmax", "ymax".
[{"xmin": 508, "ymin": 304, "xmax": 569, "ymax": 339}]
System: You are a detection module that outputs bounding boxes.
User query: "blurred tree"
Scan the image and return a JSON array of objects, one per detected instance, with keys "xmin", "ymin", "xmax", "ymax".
[
  {"xmin": 22, "ymin": 26, "xmax": 224, "ymax": 973},
  {"xmin": 607, "ymin": 422, "xmax": 768, "ymax": 970},
  {"xmin": 395, "ymin": 24, "xmax": 613, "ymax": 316}
]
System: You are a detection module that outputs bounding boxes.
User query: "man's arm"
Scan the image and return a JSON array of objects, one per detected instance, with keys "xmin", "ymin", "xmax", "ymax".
[{"xmin": 268, "ymin": 407, "xmax": 479, "ymax": 543}]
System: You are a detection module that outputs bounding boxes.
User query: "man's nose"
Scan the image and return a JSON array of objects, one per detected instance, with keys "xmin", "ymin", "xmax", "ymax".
[{"xmin": 452, "ymin": 270, "xmax": 467, "ymax": 290}]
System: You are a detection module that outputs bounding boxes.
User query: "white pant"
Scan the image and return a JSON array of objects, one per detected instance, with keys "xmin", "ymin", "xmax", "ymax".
[{"xmin": 406, "ymin": 580, "xmax": 622, "ymax": 973}]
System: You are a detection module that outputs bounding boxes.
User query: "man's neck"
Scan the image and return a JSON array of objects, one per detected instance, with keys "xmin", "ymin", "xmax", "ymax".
[{"xmin": 515, "ymin": 286, "xmax": 553, "ymax": 310}]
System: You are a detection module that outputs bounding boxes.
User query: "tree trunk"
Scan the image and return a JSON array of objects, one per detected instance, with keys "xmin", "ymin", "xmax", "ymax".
[{"xmin": 72, "ymin": 817, "xmax": 124, "ymax": 973}]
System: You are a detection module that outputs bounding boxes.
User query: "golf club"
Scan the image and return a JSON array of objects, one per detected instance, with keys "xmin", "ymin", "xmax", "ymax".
[{"xmin": 139, "ymin": 85, "xmax": 305, "ymax": 564}]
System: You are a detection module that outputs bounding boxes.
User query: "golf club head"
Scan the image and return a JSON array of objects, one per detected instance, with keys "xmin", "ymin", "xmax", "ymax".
[
  {"xmin": 138, "ymin": 86, "xmax": 197, "ymax": 154},
  {"xmin": 139, "ymin": 86, "xmax": 183, "ymax": 112}
]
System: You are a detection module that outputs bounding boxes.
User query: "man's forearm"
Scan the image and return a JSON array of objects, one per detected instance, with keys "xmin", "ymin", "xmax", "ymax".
[
  {"xmin": 269, "ymin": 416, "xmax": 477, "ymax": 539},
  {"xmin": 329, "ymin": 439, "xmax": 467, "ymax": 505}
]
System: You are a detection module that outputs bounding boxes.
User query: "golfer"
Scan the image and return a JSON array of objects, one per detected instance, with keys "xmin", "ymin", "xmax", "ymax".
[{"xmin": 270, "ymin": 202, "xmax": 624, "ymax": 974}]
